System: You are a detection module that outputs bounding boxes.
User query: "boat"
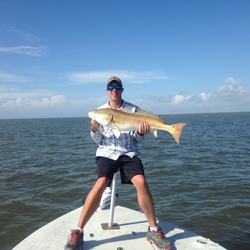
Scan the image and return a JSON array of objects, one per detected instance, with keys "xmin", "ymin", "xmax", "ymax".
[{"xmin": 13, "ymin": 173, "xmax": 227, "ymax": 250}]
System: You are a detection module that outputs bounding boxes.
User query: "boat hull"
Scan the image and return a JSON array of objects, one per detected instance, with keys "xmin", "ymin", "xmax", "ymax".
[{"xmin": 13, "ymin": 206, "xmax": 226, "ymax": 250}]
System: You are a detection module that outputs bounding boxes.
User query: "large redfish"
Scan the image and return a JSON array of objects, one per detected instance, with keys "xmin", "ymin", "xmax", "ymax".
[{"xmin": 88, "ymin": 106, "xmax": 187, "ymax": 144}]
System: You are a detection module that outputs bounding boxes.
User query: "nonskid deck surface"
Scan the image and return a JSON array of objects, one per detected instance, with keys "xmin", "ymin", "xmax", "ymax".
[{"xmin": 13, "ymin": 206, "xmax": 226, "ymax": 250}]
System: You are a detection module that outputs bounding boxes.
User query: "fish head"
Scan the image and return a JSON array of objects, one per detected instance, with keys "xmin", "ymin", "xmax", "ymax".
[{"xmin": 88, "ymin": 109, "xmax": 113, "ymax": 126}]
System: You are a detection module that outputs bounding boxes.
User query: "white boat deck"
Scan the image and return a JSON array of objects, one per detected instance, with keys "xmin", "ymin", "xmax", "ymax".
[{"xmin": 13, "ymin": 205, "xmax": 226, "ymax": 250}]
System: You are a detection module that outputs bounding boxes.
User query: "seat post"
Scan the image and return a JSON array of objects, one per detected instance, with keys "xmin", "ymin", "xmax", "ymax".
[
  {"xmin": 101, "ymin": 171, "xmax": 120, "ymax": 230},
  {"xmin": 108, "ymin": 171, "xmax": 118, "ymax": 227}
]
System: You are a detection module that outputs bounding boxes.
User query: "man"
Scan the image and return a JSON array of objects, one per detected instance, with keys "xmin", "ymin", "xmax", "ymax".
[{"xmin": 65, "ymin": 76, "xmax": 172, "ymax": 250}]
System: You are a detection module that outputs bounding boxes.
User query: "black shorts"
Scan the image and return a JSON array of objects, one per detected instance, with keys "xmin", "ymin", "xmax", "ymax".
[{"xmin": 95, "ymin": 155, "xmax": 144, "ymax": 185}]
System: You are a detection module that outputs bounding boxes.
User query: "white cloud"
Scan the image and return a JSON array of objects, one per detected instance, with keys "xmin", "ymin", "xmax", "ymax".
[
  {"xmin": 140, "ymin": 77, "xmax": 250, "ymax": 114},
  {"xmin": 0, "ymin": 26, "xmax": 46, "ymax": 57},
  {"xmin": 0, "ymin": 77, "xmax": 249, "ymax": 119},
  {"xmin": 1, "ymin": 95, "xmax": 66, "ymax": 109},
  {"xmin": 0, "ymin": 72, "xmax": 27, "ymax": 82},
  {"xmin": 134, "ymin": 99, "xmax": 143, "ymax": 103},
  {"xmin": 198, "ymin": 92, "xmax": 211, "ymax": 101},
  {"xmin": 214, "ymin": 77, "xmax": 250, "ymax": 104},
  {"xmin": 225, "ymin": 77, "xmax": 241, "ymax": 86},
  {"xmin": 171, "ymin": 94, "xmax": 191, "ymax": 104},
  {"xmin": 0, "ymin": 46, "xmax": 47, "ymax": 56},
  {"xmin": 0, "ymin": 25, "xmax": 41, "ymax": 42},
  {"xmin": 0, "ymin": 87, "xmax": 54, "ymax": 101},
  {"xmin": 0, "ymin": 100, "xmax": 16, "ymax": 108},
  {"xmin": 30, "ymin": 95, "xmax": 66, "ymax": 107},
  {"xmin": 66, "ymin": 70, "xmax": 168, "ymax": 85}
]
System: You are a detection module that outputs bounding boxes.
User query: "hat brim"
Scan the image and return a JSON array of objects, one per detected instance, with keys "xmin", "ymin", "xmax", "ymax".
[{"xmin": 107, "ymin": 80, "xmax": 123, "ymax": 86}]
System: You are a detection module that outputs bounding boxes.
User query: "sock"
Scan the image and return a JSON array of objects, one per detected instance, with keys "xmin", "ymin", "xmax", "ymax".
[
  {"xmin": 150, "ymin": 226, "xmax": 158, "ymax": 232},
  {"xmin": 75, "ymin": 227, "xmax": 83, "ymax": 233}
]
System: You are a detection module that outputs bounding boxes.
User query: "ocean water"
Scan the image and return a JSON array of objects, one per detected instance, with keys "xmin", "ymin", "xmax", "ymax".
[{"xmin": 0, "ymin": 112, "xmax": 249, "ymax": 250}]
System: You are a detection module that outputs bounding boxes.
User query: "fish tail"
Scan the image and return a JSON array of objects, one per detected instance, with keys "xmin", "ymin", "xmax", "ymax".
[{"xmin": 170, "ymin": 123, "xmax": 187, "ymax": 144}]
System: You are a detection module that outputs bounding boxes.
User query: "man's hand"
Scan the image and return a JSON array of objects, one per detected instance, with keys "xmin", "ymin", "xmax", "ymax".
[
  {"xmin": 91, "ymin": 120, "xmax": 100, "ymax": 133},
  {"xmin": 138, "ymin": 121, "xmax": 150, "ymax": 135}
]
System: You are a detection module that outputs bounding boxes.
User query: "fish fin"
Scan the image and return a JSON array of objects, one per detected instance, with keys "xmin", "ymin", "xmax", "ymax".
[
  {"xmin": 120, "ymin": 106, "xmax": 133, "ymax": 113},
  {"xmin": 113, "ymin": 129, "xmax": 121, "ymax": 138},
  {"xmin": 111, "ymin": 122, "xmax": 120, "ymax": 130},
  {"xmin": 112, "ymin": 122, "xmax": 121, "ymax": 138},
  {"xmin": 170, "ymin": 123, "xmax": 187, "ymax": 144},
  {"xmin": 150, "ymin": 130, "xmax": 158, "ymax": 137},
  {"xmin": 136, "ymin": 110, "xmax": 164, "ymax": 123}
]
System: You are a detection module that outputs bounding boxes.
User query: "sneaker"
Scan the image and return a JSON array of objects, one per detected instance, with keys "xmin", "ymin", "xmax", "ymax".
[
  {"xmin": 146, "ymin": 226, "xmax": 172, "ymax": 250},
  {"xmin": 64, "ymin": 229, "xmax": 84, "ymax": 250}
]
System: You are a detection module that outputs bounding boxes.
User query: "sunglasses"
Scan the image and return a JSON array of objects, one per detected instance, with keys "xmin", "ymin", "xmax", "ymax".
[{"xmin": 107, "ymin": 85, "xmax": 122, "ymax": 91}]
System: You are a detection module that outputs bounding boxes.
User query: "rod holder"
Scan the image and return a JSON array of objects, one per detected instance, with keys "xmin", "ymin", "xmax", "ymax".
[{"xmin": 101, "ymin": 171, "xmax": 120, "ymax": 230}]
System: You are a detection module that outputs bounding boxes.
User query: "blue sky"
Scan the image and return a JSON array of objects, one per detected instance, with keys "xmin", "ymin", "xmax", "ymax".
[{"xmin": 0, "ymin": 0, "xmax": 250, "ymax": 119}]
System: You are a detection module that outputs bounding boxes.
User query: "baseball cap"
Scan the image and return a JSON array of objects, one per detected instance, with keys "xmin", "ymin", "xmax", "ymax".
[{"xmin": 107, "ymin": 76, "xmax": 122, "ymax": 86}]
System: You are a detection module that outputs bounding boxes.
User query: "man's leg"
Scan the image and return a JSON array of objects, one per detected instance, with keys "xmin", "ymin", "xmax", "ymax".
[
  {"xmin": 65, "ymin": 177, "xmax": 109, "ymax": 250},
  {"xmin": 78, "ymin": 176, "xmax": 110, "ymax": 228},
  {"xmin": 131, "ymin": 174, "xmax": 157, "ymax": 227},
  {"xmin": 131, "ymin": 175, "xmax": 172, "ymax": 250}
]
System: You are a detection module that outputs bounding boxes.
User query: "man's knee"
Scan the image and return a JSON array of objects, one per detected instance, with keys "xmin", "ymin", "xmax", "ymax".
[
  {"xmin": 131, "ymin": 175, "xmax": 148, "ymax": 189},
  {"xmin": 94, "ymin": 177, "xmax": 110, "ymax": 193}
]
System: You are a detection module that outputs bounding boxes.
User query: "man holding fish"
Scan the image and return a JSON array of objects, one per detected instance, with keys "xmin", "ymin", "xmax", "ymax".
[{"xmin": 65, "ymin": 76, "xmax": 175, "ymax": 250}]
